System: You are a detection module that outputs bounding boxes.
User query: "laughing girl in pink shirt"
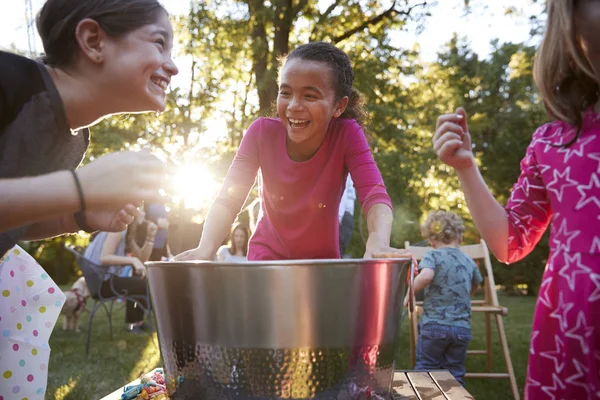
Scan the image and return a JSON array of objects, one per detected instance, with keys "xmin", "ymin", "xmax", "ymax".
[{"xmin": 177, "ymin": 42, "xmax": 406, "ymax": 261}]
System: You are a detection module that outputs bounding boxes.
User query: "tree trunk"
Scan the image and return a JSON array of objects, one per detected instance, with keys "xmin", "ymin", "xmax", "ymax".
[{"xmin": 247, "ymin": 1, "xmax": 272, "ymax": 114}]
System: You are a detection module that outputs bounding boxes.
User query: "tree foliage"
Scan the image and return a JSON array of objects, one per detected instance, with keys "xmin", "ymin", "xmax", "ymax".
[{"xmin": 27, "ymin": 1, "xmax": 550, "ymax": 292}]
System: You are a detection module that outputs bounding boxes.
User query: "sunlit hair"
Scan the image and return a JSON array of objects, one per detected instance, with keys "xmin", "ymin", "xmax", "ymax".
[
  {"xmin": 534, "ymin": 0, "xmax": 599, "ymax": 147},
  {"xmin": 420, "ymin": 211, "xmax": 465, "ymax": 245},
  {"xmin": 278, "ymin": 41, "xmax": 368, "ymax": 126},
  {"xmin": 229, "ymin": 223, "xmax": 250, "ymax": 257},
  {"xmin": 37, "ymin": 0, "xmax": 166, "ymax": 67}
]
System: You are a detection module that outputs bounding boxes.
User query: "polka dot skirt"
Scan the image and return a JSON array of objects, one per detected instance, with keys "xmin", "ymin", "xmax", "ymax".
[{"xmin": 0, "ymin": 246, "xmax": 66, "ymax": 399}]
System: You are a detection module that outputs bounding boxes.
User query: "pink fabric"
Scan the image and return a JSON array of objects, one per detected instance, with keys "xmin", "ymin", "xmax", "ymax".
[
  {"xmin": 505, "ymin": 107, "xmax": 600, "ymax": 399},
  {"xmin": 214, "ymin": 117, "xmax": 392, "ymax": 260}
]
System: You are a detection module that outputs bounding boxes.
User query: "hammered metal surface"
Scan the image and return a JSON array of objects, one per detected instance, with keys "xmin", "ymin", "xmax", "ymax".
[
  {"xmin": 147, "ymin": 259, "xmax": 412, "ymax": 399},
  {"xmin": 163, "ymin": 342, "xmax": 397, "ymax": 399}
]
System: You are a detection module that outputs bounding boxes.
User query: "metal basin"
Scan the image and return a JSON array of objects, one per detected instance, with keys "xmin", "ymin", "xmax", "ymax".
[{"xmin": 147, "ymin": 258, "xmax": 414, "ymax": 399}]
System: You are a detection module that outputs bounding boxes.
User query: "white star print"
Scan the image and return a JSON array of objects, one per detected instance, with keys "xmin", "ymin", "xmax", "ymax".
[
  {"xmin": 588, "ymin": 273, "xmax": 600, "ymax": 303},
  {"xmin": 557, "ymin": 135, "xmax": 595, "ymax": 163},
  {"xmin": 532, "ymin": 199, "xmax": 550, "ymax": 218},
  {"xmin": 526, "ymin": 374, "xmax": 542, "ymax": 390},
  {"xmin": 520, "ymin": 214, "xmax": 534, "ymax": 227},
  {"xmin": 558, "ymin": 253, "xmax": 591, "ymax": 291},
  {"xmin": 551, "ymin": 218, "xmax": 581, "ymax": 253},
  {"xmin": 508, "ymin": 235, "xmax": 515, "ymax": 246},
  {"xmin": 535, "ymin": 123, "xmax": 551, "ymax": 138},
  {"xmin": 565, "ymin": 311, "xmax": 594, "ymax": 355},
  {"xmin": 530, "ymin": 331, "xmax": 540, "ymax": 355},
  {"xmin": 519, "ymin": 176, "xmax": 546, "ymax": 197},
  {"xmin": 514, "ymin": 216, "xmax": 535, "ymax": 247},
  {"xmin": 541, "ymin": 336, "xmax": 566, "ymax": 373},
  {"xmin": 547, "ymin": 167, "xmax": 579, "ymax": 202},
  {"xmin": 545, "ymin": 252, "xmax": 562, "ymax": 273},
  {"xmin": 540, "ymin": 126, "xmax": 568, "ymax": 153},
  {"xmin": 565, "ymin": 359, "xmax": 591, "ymax": 397},
  {"xmin": 538, "ymin": 276, "xmax": 554, "ymax": 309},
  {"xmin": 507, "ymin": 198, "xmax": 525, "ymax": 213},
  {"xmin": 550, "ymin": 212, "xmax": 562, "ymax": 235},
  {"xmin": 575, "ymin": 173, "xmax": 600, "ymax": 211},
  {"xmin": 541, "ymin": 373, "xmax": 567, "ymax": 400},
  {"xmin": 549, "ymin": 292, "xmax": 574, "ymax": 329},
  {"xmin": 591, "ymin": 237, "xmax": 600, "ymax": 254},
  {"xmin": 538, "ymin": 163, "xmax": 553, "ymax": 174},
  {"xmin": 524, "ymin": 159, "xmax": 541, "ymax": 175},
  {"xmin": 588, "ymin": 152, "xmax": 600, "ymax": 174}
]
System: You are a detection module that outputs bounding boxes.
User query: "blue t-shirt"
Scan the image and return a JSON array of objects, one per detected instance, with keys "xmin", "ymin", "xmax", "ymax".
[{"xmin": 419, "ymin": 247, "xmax": 483, "ymax": 329}]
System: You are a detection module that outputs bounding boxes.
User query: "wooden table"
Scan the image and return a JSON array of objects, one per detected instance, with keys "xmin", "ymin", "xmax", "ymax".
[
  {"xmin": 392, "ymin": 370, "xmax": 474, "ymax": 399},
  {"xmin": 102, "ymin": 370, "xmax": 474, "ymax": 400}
]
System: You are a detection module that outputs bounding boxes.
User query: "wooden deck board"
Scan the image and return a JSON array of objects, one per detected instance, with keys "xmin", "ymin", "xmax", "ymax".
[
  {"xmin": 392, "ymin": 371, "xmax": 419, "ymax": 399},
  {"xmin": 103, "ymin": 370, "xmax": 473, "ymax": 399},
  {"xmin": 406, "ymin": 371, "xmax": 447, "ymax": 400},
  {"xmin": 429, "ymin": 370, "xmax": 475, "ymax": 400}
]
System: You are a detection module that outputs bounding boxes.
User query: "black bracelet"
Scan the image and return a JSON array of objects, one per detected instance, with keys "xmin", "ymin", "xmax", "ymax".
[{"xmin": 70, "ymin": 170, "xmax": 96, "ymax": 233}]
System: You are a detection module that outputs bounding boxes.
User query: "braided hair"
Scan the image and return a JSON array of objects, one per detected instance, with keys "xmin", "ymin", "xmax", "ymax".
[{"xmin": 279, "ymin": 42, "xmax": 368, "ymax": 126}]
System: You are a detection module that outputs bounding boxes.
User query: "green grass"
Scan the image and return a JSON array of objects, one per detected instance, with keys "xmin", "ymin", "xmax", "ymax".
[
  {"xmin": 394, "ymin": 293, "xmax": 536, "ymax": 399},
  {"xmin": 47, "ymin": 289, "xmax": 162, "ymax": 400},
  {"xmin": 47, "ymin": 292, "xmax": 535, "ymax": 399}
]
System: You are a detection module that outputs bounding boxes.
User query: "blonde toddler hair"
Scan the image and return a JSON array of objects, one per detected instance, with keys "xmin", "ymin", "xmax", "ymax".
[{"xmin": 421, "ymin": 211, "xmax": 465, "ymax": 245}]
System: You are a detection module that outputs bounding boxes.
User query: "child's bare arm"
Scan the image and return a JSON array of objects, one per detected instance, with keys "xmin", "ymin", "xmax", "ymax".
[
  {"xmin": 470, "ymin": 282, "xmax": 479, "ymax": 296},
  {"xmin": 403, "ymin": 268, "xmax": 435, "ymax": 307},
  {"xmin": 434, "ymin": 109, "xmax": 509, "ymax": 262},
  {"xmin": 414, "ymin": 268, "xmax": 435, "ymax": 293}
]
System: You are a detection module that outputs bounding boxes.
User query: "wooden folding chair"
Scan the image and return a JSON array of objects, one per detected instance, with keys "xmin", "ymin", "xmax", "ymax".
[{"xmin": 405, "ymin": 239, "xmax": 520, "ymax": 400}]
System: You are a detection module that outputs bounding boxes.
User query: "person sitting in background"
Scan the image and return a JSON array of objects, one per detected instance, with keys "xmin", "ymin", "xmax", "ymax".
[
  {"xmin": 215, "ymin": 223, "xmax": 250, "ymax": 262},
  {"xmin": 405, "ymin": 211, "xmax": 482, "ymax": 386},
  {"xmin": 146, "ymin": 203, "xmax": 173, "ymax": 261},
  {"xmin": 85, "ymin": 209, "xmax": 155, "ymax": 333},
  {"xmin": 119, "ymin": 206, "xmax": 158, "ymax": 276}
]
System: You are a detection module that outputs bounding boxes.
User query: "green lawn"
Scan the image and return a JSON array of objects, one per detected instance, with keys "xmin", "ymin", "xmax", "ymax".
[
  {"xmin": 394, "ymin": 294, "xmax": 536, "ymax": 398},
  {"xmin": 47, "ymin": 293, "xmax": 536, "ymax": 399}
]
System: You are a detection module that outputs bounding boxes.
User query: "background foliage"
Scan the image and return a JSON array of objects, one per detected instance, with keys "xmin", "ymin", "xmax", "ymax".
[{"xmin": 25, "ymin": 0, "xmax": 548, "ymax": 294}]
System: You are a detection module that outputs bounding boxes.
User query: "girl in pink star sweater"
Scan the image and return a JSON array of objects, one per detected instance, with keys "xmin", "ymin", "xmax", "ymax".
[{"xmin": 433, "ymin": 1, "xmax": 600, "ymax": 398}]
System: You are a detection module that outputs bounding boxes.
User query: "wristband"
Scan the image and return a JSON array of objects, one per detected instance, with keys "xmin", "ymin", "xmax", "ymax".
[{"xmin": 70, "ymin": 170, "xmax": 96, "ymax": 233}]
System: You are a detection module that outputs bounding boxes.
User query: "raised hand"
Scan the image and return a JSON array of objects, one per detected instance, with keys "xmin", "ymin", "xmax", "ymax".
[
  {"xmin": 83, "ymin": 204, "xmax": 139, "ymax": 232},
  {"xmin": 76, "ymin": 150, "xmax": 170, "ymax": 210},
  {"xmin": 433, "ymin": 107, "xmax": 475, "ymax": 170}
]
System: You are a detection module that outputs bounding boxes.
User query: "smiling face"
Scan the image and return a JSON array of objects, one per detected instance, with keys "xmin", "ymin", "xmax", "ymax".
[
  {"xmin": 277, "ymin": 58, "xmax": 348, "ymax": 160},
  {"xmin": 100, "ymin": 10, "xmax": 178, "ymax": 112}
]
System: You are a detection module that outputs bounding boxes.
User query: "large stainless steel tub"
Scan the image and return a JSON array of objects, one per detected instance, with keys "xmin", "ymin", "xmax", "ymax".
[{"xmin": 147, "ymin": 258, "xmax": 414, "ymax": 400}]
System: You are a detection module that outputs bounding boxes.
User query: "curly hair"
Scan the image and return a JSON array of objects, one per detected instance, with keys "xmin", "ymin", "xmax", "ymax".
[
  {"xmin": 278, "ymin": 41, "xmax": 368, "ymax": 126},
  {"xmin": 420, "ymin": 211, "xmax": 465, "ymax": 245}
]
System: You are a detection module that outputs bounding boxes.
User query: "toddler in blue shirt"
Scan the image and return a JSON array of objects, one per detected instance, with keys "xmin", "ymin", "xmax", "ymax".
[{"xmin": 410, "ymin": 211, "xmax": 483, "ymax": 386}]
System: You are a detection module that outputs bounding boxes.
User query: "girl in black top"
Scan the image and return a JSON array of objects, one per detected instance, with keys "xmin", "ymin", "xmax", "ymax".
[
  {"xmin": 0, "ymin": 0, "xmax": 179, "ymax": 256},
  {"xmin": 0, "ymin": 1, "xmax": 179, "ymax": 397}
]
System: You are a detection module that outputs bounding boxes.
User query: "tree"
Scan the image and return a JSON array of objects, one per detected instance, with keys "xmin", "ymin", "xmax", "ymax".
[{"xmin": 354, "ymin": 35, "xmax": 549, "ymax": 293}]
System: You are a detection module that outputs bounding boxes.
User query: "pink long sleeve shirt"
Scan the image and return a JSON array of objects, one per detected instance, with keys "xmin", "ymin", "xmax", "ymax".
[{"xmin": 214, "ymin": 117, "xmax": 393, "ymax": 260}]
